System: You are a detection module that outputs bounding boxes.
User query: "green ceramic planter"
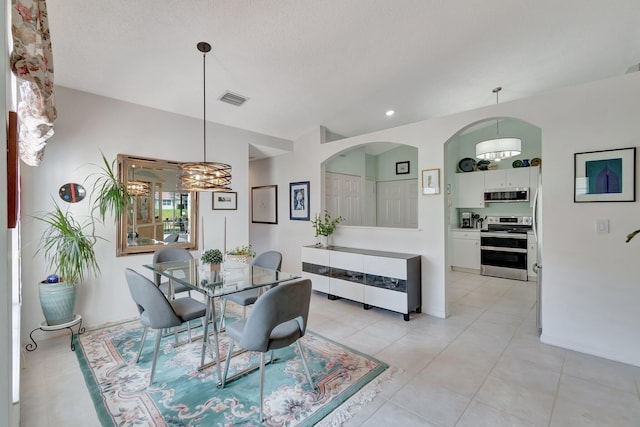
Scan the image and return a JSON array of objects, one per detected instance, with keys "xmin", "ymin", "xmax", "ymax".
[{"xmin": 38, "ymin": 281, "xmax": 77, "ymax": 326}]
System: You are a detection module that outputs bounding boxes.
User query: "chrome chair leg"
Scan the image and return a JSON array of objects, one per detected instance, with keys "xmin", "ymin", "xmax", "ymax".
[
  {"xmin": 150, "ymin": 329, "xmax": 163, "ymax": 385},
  {"xmin": 221, "ymin": 340, "xmax": 234, "ymax": 388},
  {"xmin": 136, "ymin": 326, "xmax": 148, "ymax": 362},
  {"xmin": 296, "ymin": 341, "xmax": 314, "ymax": 389},
  {"xmin": 259, "ymin": 352, "xmax": 265, "ymax": 422},
  {"xmin": 219, "ymin": 299, "xmax": 228, "ymax": 329}
]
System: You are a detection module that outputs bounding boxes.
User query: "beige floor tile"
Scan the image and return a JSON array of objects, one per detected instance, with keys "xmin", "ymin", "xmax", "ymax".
[
  {"xmin": 18, "ymin": 273, "xmax": 640, "ymax": 427},
  {"xmin": 418, "ymin": 354, "xmax": 492, "ymax": 398},
  {"xmin": 391, "ymin": 378, "xmax": 471, "ymax": 426},
  {"xmin": 458, "ymin": 400, "xmax": 541, "ymax": 427},
  {"xmin": 551, "ymin": 375, "xmax": 640, "ymax": 427},
  {"xmin": 562, "ymin": 350, "xmax": 640, "ymax": 394},
  {"xmin": 475, "ymin": 375, "xmax": 554, "ymax": 426},
  {"xmin": 358, "ymin": 400, "xmax": 439, "ymax": 426}
]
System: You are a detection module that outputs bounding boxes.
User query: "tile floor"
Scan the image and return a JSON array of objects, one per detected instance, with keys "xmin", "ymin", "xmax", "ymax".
[{"xmin": 19, "ymin": 271, "xmax": 640, "ymax": 426}]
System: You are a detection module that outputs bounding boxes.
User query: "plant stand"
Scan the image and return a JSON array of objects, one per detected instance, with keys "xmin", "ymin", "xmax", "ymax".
[{"xmin": 26, "ymin": 314, "xmax": 84, "ymax": 352}]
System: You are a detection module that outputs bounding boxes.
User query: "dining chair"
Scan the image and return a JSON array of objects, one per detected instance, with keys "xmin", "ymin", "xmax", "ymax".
[
  {"xmin": 124, "ymin": 268, "xmax": 207, "ymax": 385},
  {"xmin": 163, "ymin": 233, "xmax": 179, "ymax": 243},
  {"xmin": 219, "ymin": 251, "xmax": 282, "ymax": 324},
  {"xmin": 152, "ymin": 247, "xmax": 193, "ymax": 298},
  {"xmin": 221, "ymin": 278, "xmax": 314, "ymax": 421}
]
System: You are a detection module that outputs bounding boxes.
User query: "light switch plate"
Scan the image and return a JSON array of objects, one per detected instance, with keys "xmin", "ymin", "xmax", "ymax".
[{"xmin": 596, "ymin": 219, "xmax": 609, "ymax": 234}]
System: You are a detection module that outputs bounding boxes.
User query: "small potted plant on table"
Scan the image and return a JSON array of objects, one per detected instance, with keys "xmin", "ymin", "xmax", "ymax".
[
  {"xmin": 201, "ymin": 248, "xmax": 224, "ymax": 270},
  {"xmin": 226, "ymin": 245, "xmax": 256, "ymax": 267},
  {"xmin": 311, "ymin": 210, "xmax": 344, "ymax": 247}
]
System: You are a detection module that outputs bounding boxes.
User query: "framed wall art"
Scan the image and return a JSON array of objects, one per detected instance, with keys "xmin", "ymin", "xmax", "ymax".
[
  {"xmin": 574, "ymin": 147, "xmax": 636, "ymax": 202},
  {"xmin": 212, "ymin": 191, "xmax": 237, "ymax": 210},
  {"xmin": 396, "ymin": 161, "xmax": 410, "ymax": 175},
  {"xmin": 422, "ymin": 168, "xmax": 440, "ymax": 194},
  {"xmin": 251, "ymin": 185, "xmax": 278, "ymax": 224},
  {"xmin": 289, "ymin": 181, "xmax": 310, "ymax": 220}
]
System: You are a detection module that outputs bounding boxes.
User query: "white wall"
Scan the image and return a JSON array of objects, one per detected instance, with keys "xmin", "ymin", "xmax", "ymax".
[
  {"xmin": 19, "ymin": 73, "xmax": 640, "ymax": 370},
  {"xmin": 250, "ymin": 72, "xmax": 640, "ymax": 367},
  {"xmin": 19, "ymin": 87, "xmax": 290, "ymax": 343}
]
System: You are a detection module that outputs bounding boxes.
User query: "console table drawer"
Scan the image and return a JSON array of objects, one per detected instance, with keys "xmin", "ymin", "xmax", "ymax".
[
  {"xmin": 364, "ymin": 255, "xmax": 407, "ymax": 280},
  {"xmin": 301, "ymin": 246, "xmax": 330, "ymax": 265},
  {"xmin": 302, "ymin": 272, "xmax": 330, "ymax": 293},
  {"xmin": 365, "ymin": 286, "xmax": 407, "ymax": 314},
  {"xmin": 330, "ymin": 251, "xmax": 363, "ymax": 271},
  {"xmin": 330, "ymin": 278, "xmax": 364, "ymax": 302}
]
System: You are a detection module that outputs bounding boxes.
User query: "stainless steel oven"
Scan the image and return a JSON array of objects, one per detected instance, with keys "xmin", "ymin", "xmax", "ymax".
[{"xmin": 480, "ymin": 216, "xmax": 532, "ymax": 281}]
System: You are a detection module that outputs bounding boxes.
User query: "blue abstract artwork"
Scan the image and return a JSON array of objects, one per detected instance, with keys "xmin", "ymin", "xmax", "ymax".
[{"xmin": 586, "ymin": 158, "xmax": 622, "ymax": 194}]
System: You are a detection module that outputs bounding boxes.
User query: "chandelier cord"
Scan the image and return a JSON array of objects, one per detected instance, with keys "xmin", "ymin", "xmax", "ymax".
[
  {"xmin": 494, "ymin": 86, "xmax": 501, "ymax": 138},
  {"xmin": 202, "ymin": 48, "xmax": 207, "ymax": 163}
]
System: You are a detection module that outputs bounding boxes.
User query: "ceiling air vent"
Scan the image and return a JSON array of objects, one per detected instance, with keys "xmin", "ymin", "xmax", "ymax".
[{"xmin": 219, "ymin": 91, "xmax": 248, "ymax": 107}]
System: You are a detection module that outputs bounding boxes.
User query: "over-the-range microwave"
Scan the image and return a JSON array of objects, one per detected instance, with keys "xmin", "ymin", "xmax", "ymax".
[{"xmin": 483, "ymin": 187, "xmax": 529, "ymax": 203}]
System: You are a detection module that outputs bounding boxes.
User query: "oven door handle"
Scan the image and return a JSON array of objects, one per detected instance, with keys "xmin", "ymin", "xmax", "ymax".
[{"xmin": 480, "ymin": 246, "xmax": 527, "ymax": 253}]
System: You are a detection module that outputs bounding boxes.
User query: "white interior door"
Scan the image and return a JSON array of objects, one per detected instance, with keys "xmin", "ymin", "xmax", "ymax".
[{"xmin": 325, "ymin": 172, "xmax": 362, "ymax": 225}]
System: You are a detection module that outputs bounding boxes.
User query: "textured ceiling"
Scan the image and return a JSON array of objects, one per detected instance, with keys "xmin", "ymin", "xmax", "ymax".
[{"xmin": 47, "ymin": 1, "xmax": 640, "ymax": 145}]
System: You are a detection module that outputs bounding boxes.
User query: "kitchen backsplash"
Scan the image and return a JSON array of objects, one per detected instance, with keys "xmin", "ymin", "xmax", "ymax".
[{"xmin": 454, "ymin": 204, "xmax": 532, "ymax": 228}]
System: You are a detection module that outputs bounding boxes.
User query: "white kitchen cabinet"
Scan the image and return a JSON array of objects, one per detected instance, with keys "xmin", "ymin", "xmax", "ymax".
[
  {"xmin": 456, "ymin": 172, "xmax": 485, "ymax": 208},
  {"xmin": 451, "ymin": 230, "xmax": 480, "ymax": 271},
  {"xmin": 301, "ymin": 246, "xmax": 421, "ymax": 321},
  {"xmin": 528, "ymin": 233, "xmax": 537, "ymax": 280},
  {"xmin": 484, "ymin": 168, "xmax": 530, "ymax": 189}
]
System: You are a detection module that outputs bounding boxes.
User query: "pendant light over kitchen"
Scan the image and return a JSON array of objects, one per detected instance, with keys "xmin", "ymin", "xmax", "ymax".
[
  {"xmin": 475, "ymin": 87, "xmax": 521, "ymax": 162},
  {"xmin": 179, "ymin": 42, "xmax": 232, "ymax": 192}
]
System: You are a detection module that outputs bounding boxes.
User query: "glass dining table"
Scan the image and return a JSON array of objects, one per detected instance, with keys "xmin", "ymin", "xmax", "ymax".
[{"xmin": 143, "ymin": 259, "xmax": 300, "ymax": 386}]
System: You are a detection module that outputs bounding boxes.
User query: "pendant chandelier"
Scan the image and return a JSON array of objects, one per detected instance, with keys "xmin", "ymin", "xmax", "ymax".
[
  {"xmin": 179, "ymin": 42, "xmax": 232, "ymax": 192},
  {"xmin": 127, "ymin": 165, "xmax": 150, "ymax": 196},
  {"xmin": 475, "ymin": 87, "xmax": 521, "ymax": 162}
]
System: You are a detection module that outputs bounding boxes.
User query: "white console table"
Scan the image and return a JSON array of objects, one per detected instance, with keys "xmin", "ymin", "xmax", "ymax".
[{"xmin": 301, "ymin": 245, "xmax": 421, "ymax": 321}]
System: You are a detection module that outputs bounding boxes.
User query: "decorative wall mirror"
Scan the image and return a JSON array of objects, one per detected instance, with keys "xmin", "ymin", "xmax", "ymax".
[
  {"xmin": 323, "ymin": 142, "xmax": 419, "ymax": 229},
  {"xmin": 116, "ymin": 154, "xmax": 199, "ymax": 256}
]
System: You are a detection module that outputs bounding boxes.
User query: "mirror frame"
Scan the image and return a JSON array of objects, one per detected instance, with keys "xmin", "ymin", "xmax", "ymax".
[{"xmin": 116, "ymin": 154, "xmax": 199, "ymax": 256}]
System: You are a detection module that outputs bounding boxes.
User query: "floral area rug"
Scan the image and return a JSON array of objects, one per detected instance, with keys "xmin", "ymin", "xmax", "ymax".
[{"xmin": 75, "ymin": 318, "xmax": 388, "ymax": 426}]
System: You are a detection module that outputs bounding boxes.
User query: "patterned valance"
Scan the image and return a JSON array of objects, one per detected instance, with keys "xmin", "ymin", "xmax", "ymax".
[{"xmin": 9, "ymin": 0, "xmax": 56, "ymax": 166}]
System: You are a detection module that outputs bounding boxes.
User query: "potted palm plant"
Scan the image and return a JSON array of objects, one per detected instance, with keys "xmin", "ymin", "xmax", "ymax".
[
  {"xmin": 35, "ymin": 152, "xmax": 129, "ymax": 326},
  {"xmin": 35, "ymin": 202, "xmax": 101, "ymax": 325},
  {"xmin": 90, "ymin": 152, "xmax": 134, "ymax": 223}
]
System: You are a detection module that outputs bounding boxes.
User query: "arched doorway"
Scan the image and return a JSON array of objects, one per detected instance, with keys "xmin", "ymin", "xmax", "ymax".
[{"xmin": 443, "ymin": 118, "xmax": 542, "ymax": 320}]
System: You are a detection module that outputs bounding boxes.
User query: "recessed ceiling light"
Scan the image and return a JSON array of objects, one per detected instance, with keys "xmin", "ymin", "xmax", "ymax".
[{"xmin": 385, "ymin": 110, "xmax": 395, "ymax": 117}]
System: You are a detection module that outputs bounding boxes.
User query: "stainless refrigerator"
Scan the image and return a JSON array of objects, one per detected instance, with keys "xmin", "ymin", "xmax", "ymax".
[{"xmin": 533, "ymin": 183, "xmax": 543, "ymax": 331}]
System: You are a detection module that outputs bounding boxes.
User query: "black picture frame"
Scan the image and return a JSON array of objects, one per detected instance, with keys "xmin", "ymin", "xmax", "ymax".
[
  {"xmin": 251, "ymin": 185, "xmax": 278, "ymax": 224},
  {"xmin": 289, "ymin": 181, "xmax": 310, "ymax": 220},
  {"xmin": 574, "ymin": 147, "xmax": 636, "ymax": 203},
  {"xmin": 212, "ymin": 191, "xmax": 237, "ymax": 210},
  {"xmin": 396, "ymin": 161, "xmax": 410, "ymax": 175}
]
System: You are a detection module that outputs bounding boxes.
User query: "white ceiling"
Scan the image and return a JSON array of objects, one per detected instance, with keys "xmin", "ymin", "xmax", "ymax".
[{"xmin": 47, "ymin": 1, "xmax": 640, "ymax": 147}]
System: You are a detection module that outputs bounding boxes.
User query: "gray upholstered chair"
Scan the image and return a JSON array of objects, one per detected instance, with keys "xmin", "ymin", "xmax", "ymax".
[
  {"xmin": 152, "ymin": 247, "xmax": 192, "ymax": 298},
  {"xmin": 124, "ymin": 268, "xmax": 207, "ymax": 385},
  {"xmin": 221, "ymin": 278, "xmax": 314, "ymax": 421},
  {"xmin": 220, "ymin": 251, "xmax": 282, "ymax": 323},
  {"xmin": 163, "ymin": 233, "xmax": 179, "ymax": 243}
]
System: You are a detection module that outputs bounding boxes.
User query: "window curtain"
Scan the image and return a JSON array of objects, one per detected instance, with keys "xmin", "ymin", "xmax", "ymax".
[{"xmin": 9, "ymin": 0, "xmax": 56, "ymax": 166}]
